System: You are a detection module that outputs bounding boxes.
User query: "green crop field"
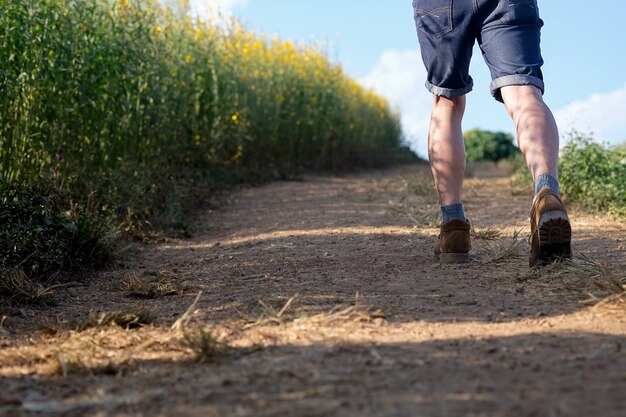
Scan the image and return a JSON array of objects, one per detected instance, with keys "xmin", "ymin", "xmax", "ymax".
[{"xmin": 0, "ymin": 0, "xmax": 414, "ymax": 286}]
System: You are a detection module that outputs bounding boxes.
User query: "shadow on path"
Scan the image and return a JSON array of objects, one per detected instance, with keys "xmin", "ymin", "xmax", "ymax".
[{"xmin": 3, "ymin": 331, "xmax": 624, "ymax": 417}]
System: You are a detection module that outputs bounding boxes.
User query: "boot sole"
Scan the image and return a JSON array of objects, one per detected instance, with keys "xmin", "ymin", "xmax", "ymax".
[
  {"xmin": 536, "ymin": 210, "xmax": 572, "ymax": 266},
  {"xmin": 435, "ymin": 253, "xmax": 470, "ymax": 264}
]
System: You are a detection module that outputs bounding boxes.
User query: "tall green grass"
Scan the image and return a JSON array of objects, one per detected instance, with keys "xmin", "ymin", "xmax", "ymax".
[
  {"xmin": 1, "ymin": 0, "xmax": 406, "ymax": 185},
  {"xmin": 0, "ymin": 0, "xmax": 413, "ymax": 285}
]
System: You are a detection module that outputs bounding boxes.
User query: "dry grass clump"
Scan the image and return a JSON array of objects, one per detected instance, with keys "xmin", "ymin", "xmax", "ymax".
[
  {"xmin": 239, "ymin": 296, "xmax": 299, "ymax": 329},
  {"xmin": 236, "ymin": 293, "xmax": 386, "ymax": 330},
  {"xmin": 295, "ymin": 293, "xmax": 387, "ymax": 326},
  {"xmin": 306, "ymin": 304, "xmax": 386, "ymax": 326},
  {"xmin": 55, "ymin": 355, "xmax": 131, "ymax": 378},
  {"xmin": 519, "ymin": 255, "xmax": 626, "ymax": 305},
  {"xmin": 593, "ymin": 271, "xmax": 626, "ymax": 296},
  {"xmin": 171, "ymin": 292, "xmax": 231, "ymax": 363},
  {"xmin": 40, "ymin": 293, "xmax": 231, "ymax": 378},
  {"xmin": 476, "ymin": 228, "xmax": 524, "ymax": 264},
  {"xmin": 117, "ymin": 271, "xmax": 185, "ymax": 299},
  {"xmin": 471, "ymin": 227, "xmax": 503, "ymax": 241},
  {"xmin": 562, "ymin": 257, "xmax": 625, "ymax": 305},
  {"xmin": 181, "ymin": 326, "xmax": 230, "ymax": 363},
  {"xmin": 52, "ymin": 328, "xmax": 142, "ymax": 378},
  {"xmin": 76, "ymin": 307, "xmax": 157, "ymax": 331},
  {"xmin": 36, "ymin": 307, "xmax": 156, "ymax": 336},
  {"xmin": 0, "ymin": 268, "xmax": 59, "ymax": 306}
]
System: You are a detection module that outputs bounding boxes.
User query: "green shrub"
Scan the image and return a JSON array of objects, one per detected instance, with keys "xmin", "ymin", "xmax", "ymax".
[
  {"xmin": 559, "ymin": 133, "xmax": 626, "ymax": 217},
  {"xmin": 464, "ymin": 128, "xmax": 520, "ymax": 162},
  {"xmin": 509, "ymin": 132, "xmax": 626, "ymax": 217},
  {"xmin": 0, "ymin": 181, "xmax": 113, "ymax": 280}
]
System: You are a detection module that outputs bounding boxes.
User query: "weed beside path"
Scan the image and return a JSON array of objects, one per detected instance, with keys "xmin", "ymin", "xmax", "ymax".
[{"xmin": 1, "ymin": 165, "xmax": 624, "ymax": 417}]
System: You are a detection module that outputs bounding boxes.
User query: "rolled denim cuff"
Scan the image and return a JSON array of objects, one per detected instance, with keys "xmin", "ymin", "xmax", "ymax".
[
  {"xmin": 426, "ymin": 80, "xmax": 473, "ymax": 98},
  {"xmin": 490, "ymin": 75, "xmax": 545, "ymax": 103}
]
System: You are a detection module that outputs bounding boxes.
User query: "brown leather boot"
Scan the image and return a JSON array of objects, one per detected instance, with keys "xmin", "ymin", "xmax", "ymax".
[
  {"xmin": 434, "ymin": 219, "xmax": 471, "ymax": 264},
  {"xmin": 529, "ymin": 188, "xmax": 573, "ymax": 267}
]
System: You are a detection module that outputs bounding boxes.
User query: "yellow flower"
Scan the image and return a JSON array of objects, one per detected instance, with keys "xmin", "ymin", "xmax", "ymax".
[
  {"xmin": 231, "ymin": 113, "xmax": 239, "ymax": 125},
  {"xmin": 194, "ymin": 28, "xmax": 203, "ymax": 41},
  {"xmin": 232, "ymin": 145, "xmax": 244, "ymax": 161},
  {"xmin": 185, "ymin": 54, "xmax": 192, "ymax": 63}
]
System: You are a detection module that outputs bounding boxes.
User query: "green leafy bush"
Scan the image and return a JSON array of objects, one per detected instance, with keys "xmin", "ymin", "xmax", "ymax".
[
  {"xmin": 464, "ymin": 128, "xmax": 521, "ymax": 162},
  {"xmin": 509, "ymin": 132, "xmax": 626, "ymax": 217},
  {"xmin": 0, "ymin": 181, "xmax": 113, "ymax": 279},
  {"xmin": 559, "ymin": 134, "xmax": 625, "ymax": 217}
]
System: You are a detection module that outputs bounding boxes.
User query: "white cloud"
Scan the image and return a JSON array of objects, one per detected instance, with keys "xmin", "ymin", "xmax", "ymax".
[
  {"xmin": 165, "ymin": 0, "xmax": 249, "ymax": 19},
  {"xmin": 554, "ymin": 83, "xmax": 626, "ymax": 146},
  {"xmin": 358, "ymin": 49, "xmax": 432, "ymax": 158},
  {"xmin": 191, "ymin": 0, "xmax": 248, "ymax": 15},
  {"xmin": 361, "ymin": 51, "xmax": 626, "ymax": 156}
]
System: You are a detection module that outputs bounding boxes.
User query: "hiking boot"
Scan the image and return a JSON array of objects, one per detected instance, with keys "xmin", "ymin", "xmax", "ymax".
[
  {"xmin": 434, "ymin": 219, "xmax": 471, "ymax": 264},
  {"xmin": 529, "ymin": 188, "xmax": 572, "ymax": 267}
]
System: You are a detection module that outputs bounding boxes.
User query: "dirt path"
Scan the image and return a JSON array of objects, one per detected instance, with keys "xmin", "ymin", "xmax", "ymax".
[{"xmin": 1, "ymin": 165, "xmax": 625, "ymax": 417}]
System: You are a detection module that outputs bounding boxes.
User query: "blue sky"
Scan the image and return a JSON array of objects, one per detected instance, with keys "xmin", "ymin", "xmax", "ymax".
[{"xmin": 193, "ymin": 0, "xmax": 626, "ymax": 156}]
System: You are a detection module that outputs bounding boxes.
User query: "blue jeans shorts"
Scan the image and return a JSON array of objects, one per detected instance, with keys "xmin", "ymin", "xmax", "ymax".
[{"xmin": 413, "ymin": 0, "xmax": 545, "ymax": 102}]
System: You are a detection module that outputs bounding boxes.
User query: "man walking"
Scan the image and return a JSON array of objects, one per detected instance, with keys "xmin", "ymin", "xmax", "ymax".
[{"xmin": 413, "ymin": 0, "xmax": 572, "ymax": 267}]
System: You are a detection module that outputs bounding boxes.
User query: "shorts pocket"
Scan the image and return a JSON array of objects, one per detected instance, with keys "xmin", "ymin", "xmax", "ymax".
[
  {"xmin": 499, "ymin": 0, "xmax": 540, "ymax": 24},
  {"xmin": 413, "ymin": 0, "xmax": 453, "ymax": 39}
]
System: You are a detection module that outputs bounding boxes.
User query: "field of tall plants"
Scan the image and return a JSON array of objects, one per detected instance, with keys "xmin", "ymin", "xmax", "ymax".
[{"xmin": 0, "ymin": 0, "xmax": 412, "ymax": 288}]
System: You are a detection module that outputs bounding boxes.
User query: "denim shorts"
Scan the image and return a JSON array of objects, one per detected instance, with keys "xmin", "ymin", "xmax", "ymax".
[{"xmin": 413, "ymin": 0, "xmax": 545, "ymax": 102}]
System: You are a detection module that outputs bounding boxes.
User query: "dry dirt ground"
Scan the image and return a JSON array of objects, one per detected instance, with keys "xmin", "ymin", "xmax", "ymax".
[{"xmin": 1, "ymin": 164, "xmax": 625, "ymax": 417}]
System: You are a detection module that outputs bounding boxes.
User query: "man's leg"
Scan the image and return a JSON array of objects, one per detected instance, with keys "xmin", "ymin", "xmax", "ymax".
[
  {"xmin": 500, "ymin": 85, "xmax": 559, "ymax": 184},
  {"xmin": 413, "ymin": 0, "xmax": 477, "ymax": 263},
  {"xmin": 500, "ymin": 85, "xmax": 572, "ymax": 267},
  {"xmin": 429, "ymin": 94, "xmax": 471, "ymax": 264},
  {"xmin": 429, "ymin": 95, "xmax": 466, "ymax": 211}
]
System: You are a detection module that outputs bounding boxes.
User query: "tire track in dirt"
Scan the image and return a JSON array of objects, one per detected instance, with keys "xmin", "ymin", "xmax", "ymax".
[{"xmin": 1, "ymin": 165, "xmax": 625, "ymax": 417}]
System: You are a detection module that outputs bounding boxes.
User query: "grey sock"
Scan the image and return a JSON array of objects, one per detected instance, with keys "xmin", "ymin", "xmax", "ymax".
[
  {"xmin": 441, "ymin": 203, "xmax": 466, "ymax": 224},
  {"xmin": 534, "ymin": 174, "xmax": 560, "ymax": 198}
]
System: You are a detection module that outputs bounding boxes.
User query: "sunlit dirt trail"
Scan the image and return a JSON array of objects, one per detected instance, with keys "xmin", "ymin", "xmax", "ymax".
[{"xmin": 1, "ymin": 164, "xmax": 625, "ymax": 417}]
